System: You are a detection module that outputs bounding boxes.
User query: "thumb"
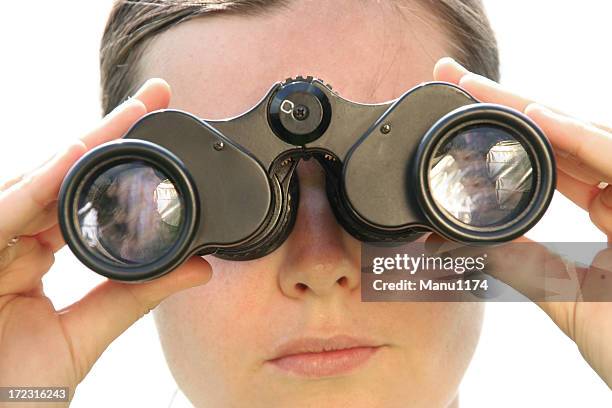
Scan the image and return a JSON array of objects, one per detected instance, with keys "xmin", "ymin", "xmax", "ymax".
[{"xmin": 57, "ymin": 256, "xmax": 212, "ymax": 381}]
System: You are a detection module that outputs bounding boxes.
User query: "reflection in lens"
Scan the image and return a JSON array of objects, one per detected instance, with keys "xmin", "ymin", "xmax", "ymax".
[
  {"xmin": 428, "ymin": 126, "xmax": 533, "ymax": 227},
  {"xmin": 77, "ymin": 161, "xmax": 184, "ymax": 265}
]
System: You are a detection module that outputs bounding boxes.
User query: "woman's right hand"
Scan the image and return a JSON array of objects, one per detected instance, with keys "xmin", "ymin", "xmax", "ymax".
[{"xmin": 0, "ymin": 79, "xmax": 212, "ymax": 407}]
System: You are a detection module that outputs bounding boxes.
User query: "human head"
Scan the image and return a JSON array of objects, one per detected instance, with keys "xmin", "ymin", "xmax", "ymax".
[
  {"xmin": 101, "ymin": 0, "xmax": 499, "ymax": 115},
  {"xmin": 100, "ymin": 1, "xmax": 499, "ymax": 406}
]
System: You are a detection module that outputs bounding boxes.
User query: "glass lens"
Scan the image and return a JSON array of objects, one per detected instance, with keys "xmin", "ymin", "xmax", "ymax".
[
  {"xmin": 428, "ymin": 126, "xmax": 534, "ymax": 227},
  {"xmin": 76, "ymin": 161, "xmax": 185, "ymax": 265}
]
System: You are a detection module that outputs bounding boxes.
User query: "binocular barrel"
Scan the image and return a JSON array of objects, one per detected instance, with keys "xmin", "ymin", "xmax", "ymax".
[{"xmin": 58, "ymin": 78, "xmax": 555, "ymax": 281}]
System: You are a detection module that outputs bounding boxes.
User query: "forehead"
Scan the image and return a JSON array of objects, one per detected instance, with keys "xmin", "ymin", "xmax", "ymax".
[{"xmin": 139, "ymin": 0, "xmax": 449, "ymax": 118}]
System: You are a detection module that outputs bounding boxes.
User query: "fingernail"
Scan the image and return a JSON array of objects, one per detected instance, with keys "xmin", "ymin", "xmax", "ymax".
[
  {"xmin": 132, "ymin": 78, "xmax": 157, "ymax": 99},
  {"xmin": 459, "ymin": 71, "xmax": 498, "ymax": 89},
  {"xmin": 108, "ymin": 79, "xmax": 153, "ymax": 113},
  {"xmin": 444, "ymin": 57, "xmax": 469, "ymax": 74},
  {"xmin": 526, "ymin": 103, "xmax": 552, "ymax": 115}
]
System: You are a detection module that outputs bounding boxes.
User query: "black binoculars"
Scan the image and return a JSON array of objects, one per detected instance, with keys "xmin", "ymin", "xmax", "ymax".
[{"xmin": 58, "ymin": 76, "xmax": 556, "ymax": 281}]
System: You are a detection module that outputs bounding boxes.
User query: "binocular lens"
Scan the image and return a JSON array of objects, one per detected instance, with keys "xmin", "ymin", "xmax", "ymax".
[
  {"xmin": 428, "ymin": 126, "xmax": 534, "ymax": 228},
  {"xmin": 76, "ymin": 161, "xmax": 185, "ymax": 265}
]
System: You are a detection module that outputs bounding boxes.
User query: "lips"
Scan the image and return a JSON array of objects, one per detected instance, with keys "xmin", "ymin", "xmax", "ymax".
[{"xmin": 266, "ymin": 335, "xmax": 384, "ymax": 378}]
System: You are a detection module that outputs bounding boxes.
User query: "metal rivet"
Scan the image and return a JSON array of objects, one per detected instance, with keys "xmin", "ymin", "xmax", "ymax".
[
  {"xmin": 380, "ymin": 123, "xmax": 391, "ymax": 134},
  {"xmin": 293, "ymin": 105, "xmax": 310, "ymax": 121},
  {"xmin": 214, "ymin": 141, "xmax": 225, "ymax": 151},
  {"xmin": 324, "ymin": 154, "xmax": 336, "ymax": 162}
]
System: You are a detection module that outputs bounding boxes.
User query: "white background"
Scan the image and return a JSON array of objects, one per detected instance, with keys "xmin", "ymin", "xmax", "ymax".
[{"xmin": 0, "ymin": 1, "xmax": 611, "ymax": 407}]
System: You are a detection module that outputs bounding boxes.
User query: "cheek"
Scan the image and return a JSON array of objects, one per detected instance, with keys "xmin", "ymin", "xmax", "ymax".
[
  {"xmin": 355, "ymin": 301, "xmax": 484, "ymax": 403},
  {"xmin": 381, "ymin": 303, "xmax": 484, "ymax": 396},
  {"xmin": 412, "ymin": 302, "xmax": 484, "ymax": 372},
  {"xmin": 154, "ymin": 255, "xmax": 279, "ymax": 397}
]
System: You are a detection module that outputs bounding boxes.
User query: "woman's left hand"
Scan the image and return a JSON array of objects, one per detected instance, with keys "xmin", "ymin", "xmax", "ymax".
[{"xmin": 433, "ymin": 57, "xmax": 612, "ymax": 388}]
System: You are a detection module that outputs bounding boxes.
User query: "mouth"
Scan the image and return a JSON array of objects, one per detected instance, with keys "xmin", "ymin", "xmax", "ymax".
[{"xmin": 266, "ymin": 335, "xmax": 384, "ymax": 378}]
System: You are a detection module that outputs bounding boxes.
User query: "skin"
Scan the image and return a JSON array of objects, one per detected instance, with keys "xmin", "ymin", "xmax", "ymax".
[
  {"xmin": 0, "ymin": 1, "xmax": 610, "ymax": 407},
  {"xmin": 143, "ymin": 2, "xmax": 478, "ymax": 407}
]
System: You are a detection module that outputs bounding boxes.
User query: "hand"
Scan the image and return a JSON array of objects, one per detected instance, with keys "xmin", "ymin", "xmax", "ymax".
[
  {"xmin": 0, "ymin": 79, "xmax": 212, "ymax": 407},
  {"xmin": 431, "ymin": 57, "xmax": 612, "ymax": 388}
]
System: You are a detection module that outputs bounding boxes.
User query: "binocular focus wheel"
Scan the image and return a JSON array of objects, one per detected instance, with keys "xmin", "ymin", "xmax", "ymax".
[{"xmin": 268, "ymin": 80, "xmax": 332, "ymax": 146}]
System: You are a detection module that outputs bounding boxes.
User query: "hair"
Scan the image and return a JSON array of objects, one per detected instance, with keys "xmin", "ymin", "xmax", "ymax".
[{"xmin": 100, "ymin": 0, "xmax": 499, "ymax": 115}]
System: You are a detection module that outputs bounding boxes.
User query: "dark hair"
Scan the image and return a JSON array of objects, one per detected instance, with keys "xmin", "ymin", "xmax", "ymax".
[{"xmin": 100, "ymin": 0, "xmax": 499, "ymax": 115}]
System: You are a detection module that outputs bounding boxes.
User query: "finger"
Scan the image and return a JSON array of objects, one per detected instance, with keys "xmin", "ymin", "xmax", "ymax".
[
  {"xmin": 555, "ymin": 152, "xmax": 603, "ymax": 186},
  {"xmin": 35, "ymin": 225, "xmax": 65, "ymax": 253},
  {"xmin": 425, "ymin": 232, "xmax": 576, "ymax": 292},
  {"xmin": 589, "ymin": 185, "xmax": 612, "ymax": 235},
  {"xmin": 14, "ymin": 201, "xmax": 59, "ymax": 238},
  {"xmin": 0, "ymin": 98, "xmax": 146, "ymax": 249},
  {"xmin": 525, "ymin": 104, "xmax": 612, "ymax": 183},
  {"xmin": 557, "ymin": 168, "xmax": 602, "ymax": 211},
  {"xmin": 433, "ymin": 57, "xmax": 612, "ymax": 135},
  {"xmin": 433, "ymin": 57, "xmax": 469, "ymax": 85},
  {"xmin": 57, "ymin": 256, "xmax": 211, "ymax": 381},
  {"xmin": 0, "ymin": 173, "xmax": 25, "ymax": 193},
  {"xmin": 0, "ymin": 78, "xmax": 172, "ymax": 243},
  {"xmin": 80, "ymin": 78, "xmax": 169, "ymax": 149},
  {"xmin": 592, "ymin": 120, "xmax": 612, "ymax": 135},
  {"xmin": 434, "ymin": 58, "xmax": 612, "ymax": 186},
  {"xmin": 0, "ymin": 237, "xmax": 54, "ymax": 294},
  {"xmin": 0, "ymin": 226, "xmax": 64, "ymax": 276},
  {"xmin": 0, "ymin": 227, "xmax": 66, "ymax": 295},
  {"xmin": 0, "ymin": 78, "xmax": 170, "ymax": 195},
  {"xmin": 0, "ymin": 241, "xmax": 25, "ymax": 272},
  {"xmin": 434, "ymin": 57, "xmax": 536, "ymax": 111},
  {"xmin": 423, "ymin": 231, "xmax": 447, "ymax": 254},
  {"xmin": 132, "ymin": 78, "xmax": 172, "ymax": 113}
]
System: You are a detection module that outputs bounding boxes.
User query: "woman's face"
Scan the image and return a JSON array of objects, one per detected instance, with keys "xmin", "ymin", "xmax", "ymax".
[{"xmin": 143, "ymin": 1, "xmax": 484, "ymax": 407}]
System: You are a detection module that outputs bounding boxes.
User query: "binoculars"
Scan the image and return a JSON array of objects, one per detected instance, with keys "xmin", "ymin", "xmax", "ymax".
[{"xmin": 58, "ymin": 76, "xmax": 556, "ymax": 281}]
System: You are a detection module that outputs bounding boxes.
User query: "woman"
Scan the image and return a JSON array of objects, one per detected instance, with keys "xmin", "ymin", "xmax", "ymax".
[{"xmin": 0, "ymin": 0, "xmax": 610, "ymax": 406}]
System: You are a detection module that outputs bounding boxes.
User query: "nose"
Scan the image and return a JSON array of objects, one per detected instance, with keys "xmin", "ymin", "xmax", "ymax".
[{"xmin": 277, "ymin": 158, "xmax": 361, "ymax": 299}]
